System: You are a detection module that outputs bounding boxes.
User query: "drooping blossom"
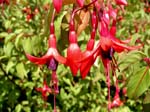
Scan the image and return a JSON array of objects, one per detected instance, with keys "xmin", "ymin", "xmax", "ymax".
[
  {"xmin": 79, "ymin": 10, "xmax": 98, "ymax": 79},
  {"xmin": 98, "ymin": 19, "xmax": 141, "ymax": 53},
  {"xmin": 26, "ymin": 11, "xmax": 63, "ymax": 112},
  {"xmin": 66, "ymin": 10, "xmax": 82, "ymax": 76},
  {"xmin": 96, "ymin": 10, "xmax": 141, "ymax": 110},
  {"xmin": 26, "ymin": 12, "xmax": 66, "ymax": 68},
  {"xmin": 36, "ymin": 80, "xmax": 52, "ymax": 101},
  {"xmin": 110, "ymin": 71, "xmax": 123, "ymax": 109}
]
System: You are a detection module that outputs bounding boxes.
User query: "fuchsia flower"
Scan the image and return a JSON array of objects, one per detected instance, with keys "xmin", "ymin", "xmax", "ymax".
[
  {"xmin": 111, "ymin": 94, "xmax": 123, "ymax": 108},
  {"xmin": 98, "ymin": 19, "xmax": 141, "ymax": 53},
  {"xmin": 26, "ymin": 21, "xmax": 66, "ymax": 69},
  {"xmin": 79, "ymin": 10, "xmax": 98, "ymax": 79},
  {"xmin": 52, "ymin": 0, "xmax": 62, "ymax": 13},
  {"xmin": 36, "ymin": 80, "xmax": 52, "ymax": 101},
  {"xmin": 66, "ymin": 11, "xmax": 82, "ymax": 76},
  {"xmin": 96, "ymin": 10, "xmax": 141, "ymax": 110}
]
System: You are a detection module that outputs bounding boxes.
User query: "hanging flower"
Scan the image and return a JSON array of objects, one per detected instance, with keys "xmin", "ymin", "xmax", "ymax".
[
  {"xmin": 66, "ymin": 12, "xmax": 82, "ymax": 76},
  {"xmin": 26, "ymin": 21, "xmax": 66, "ymax": 69},
  {"xmin": 79, "ymin": 10, "xmax": 98, "ymax": 79},
  {"xmin": 36, "ymin": 80, "xmax": 52, "ymax": 101},
  {"xmin": 98, "ymin": 19, "xmax": 141, "ymax": 53}
]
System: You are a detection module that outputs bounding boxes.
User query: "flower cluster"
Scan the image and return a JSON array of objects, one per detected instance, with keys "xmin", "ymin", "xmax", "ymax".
[{"xmin": 26, "ymin": 0, "xmax": 141, "ymax": 111}]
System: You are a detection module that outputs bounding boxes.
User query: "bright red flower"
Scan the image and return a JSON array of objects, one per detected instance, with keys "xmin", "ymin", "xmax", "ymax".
[
  {"xmin": 53, "ymin": 0, "xmax": 62, "ymax": 13},
  {"xmin": 111, "ymin": 95, "xmax": 123, "ymax": 108},
  {"xmin": 66, "ymin": 18, "xmax": 82, "ymax": 76},
  {"xmin": 96, "ymin": 13, "xmax": 141, "ymax": 110},
  {"xmin": 80, "ymin": 38, "xmax": 98, "ymax": 79},
  {"xmin": 79, "ymin": 10, "xmax": 98, "ymax": 79},
  {"xmin": 110, "ymin": 73, "xmax": 123, "ymax": 109},
  {"xmin": 36, "ymin": 80, "xmax": 52, "ymax": 101},
  {"xmin": 26, "ymin": 22, "xmax": 66, "ymax": 69},
  {"xmin": 99, "ymin": 20, "xmax": 141, "ymax": 53}
]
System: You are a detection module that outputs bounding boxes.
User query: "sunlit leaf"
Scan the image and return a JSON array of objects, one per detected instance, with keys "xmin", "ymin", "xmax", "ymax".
[
  {"xmin": 127, "ymin": 67, "xmax": 150, "ymax": 99},
  {"xmin": 16, "ymin": 62, "xmax": 27, "ymax": 79}
]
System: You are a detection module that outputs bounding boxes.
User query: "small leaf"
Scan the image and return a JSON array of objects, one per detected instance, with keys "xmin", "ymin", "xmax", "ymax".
[
  {"xmin": 4, "ymin": 42, "xmax": 14, "ymax": 57},
  {"xmin": 60, "ymin": 88, "xmax": 68, "ymax": 100},
  {"xmin": 4, "ymin": 20, "xmax": 12, "ymax": 29},
  {"xmin": 127, "ymin": 67, "xmax": 150, "ymax": 99},
  {"xmin": 0, "ymin": 32, "xmax": 8, "ymax": 38},
  {"xmin": 16, "ymin": 62, "xmax": 27, "ymax": 79},
  {"xmin": 15, "ymin": 33, "xmax": 24, "ymax": 50},
  {"xmin": 22, "ymin": 38, "xmax": 32, "ymax": 54},
  {"xmin": 15, "ymin": 104, "xmax": 22, "ymax": 112},
  {"xmin": 6, "ymin": 61, "xmax": 16, "ymax": 74},
  {"xmin": 62, "ymin": 77, "xmax": 72, "ymax": 86},
  {"xmin": 4, "ymin": 33, "xmax": 16, "ymax": 43}
]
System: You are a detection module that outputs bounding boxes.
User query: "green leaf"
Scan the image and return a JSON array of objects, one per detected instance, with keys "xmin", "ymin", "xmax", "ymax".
[
  {"xmin": 4, "ymin": 42, "xmax": 14, "ymax": 57},
  {"xmin": 4, "ymin": 20, "xmax": 12, "ymax": 29},
  {"xmin": 4, "ymin": 33, "xmax": 16, "ymax": 43},
  {"xmin": 127, "ymin": 67, "xmax": 150, "ymax": 99},
  {"xmin": 54, "ymin": 11, "xmax": 67, "ymax": 38},
  {"xmin": 0, "ymin": 32, "xmax": 8, "ymax": 38},
  {"xmin": 6, "ymin": 61, "xmax": 16, "ymax": 74},
  {"xmin": 118, "ymin": 51, "xmax": 146, "ymax": 71},
  {"xmin": 15, "ymin": 104, "xmax": 22, "ymax": 112},
  {"xmin": 15, "ymin": 33, "xmax": 24, "ymax": 50},
  {"xmin": 60, "ymin": 88, "xmax": 68, "ymax": 100},
  {"xmin": 62, "ymin": 77, "xmax": 72, "ymax": 86},
  {"xmin": 22, "ymin": 38, "xmax": 32, "ymax": 54},
  {"xmin": 16, "ymin": 62, "xmax": 27, "ymax": 79}
]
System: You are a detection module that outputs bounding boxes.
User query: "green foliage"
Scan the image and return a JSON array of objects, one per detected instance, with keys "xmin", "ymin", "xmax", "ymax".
[{"xmin": 0, "ymin": 0, "xmax": 150, "ymax": 112}]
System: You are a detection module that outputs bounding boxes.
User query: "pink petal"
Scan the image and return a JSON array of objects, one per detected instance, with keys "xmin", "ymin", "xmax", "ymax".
[
  {"xmin": 112, "ymin": 40, "xmax": 141, "ymax": 53},
  {"xmin": 110, "ymin": 20, "xmax": 116, "ymax": 36},
  {"xmin": 108, "ymin": 5, "xmax": 117, "ymax": 20},
  {"xmin": 99, "ymin": 20, "xmax": 109, "ymax": 37},
  {"xmin": 67, "ymin": 44, "xmax": 81, "ymax": 76},
  {"xmin": 80, "ymin": 51, "xmax": 95, "ymax": 79},
  {"xmin": 26, "ymin": 53, "xmax": 47, "ymax": 65}
]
